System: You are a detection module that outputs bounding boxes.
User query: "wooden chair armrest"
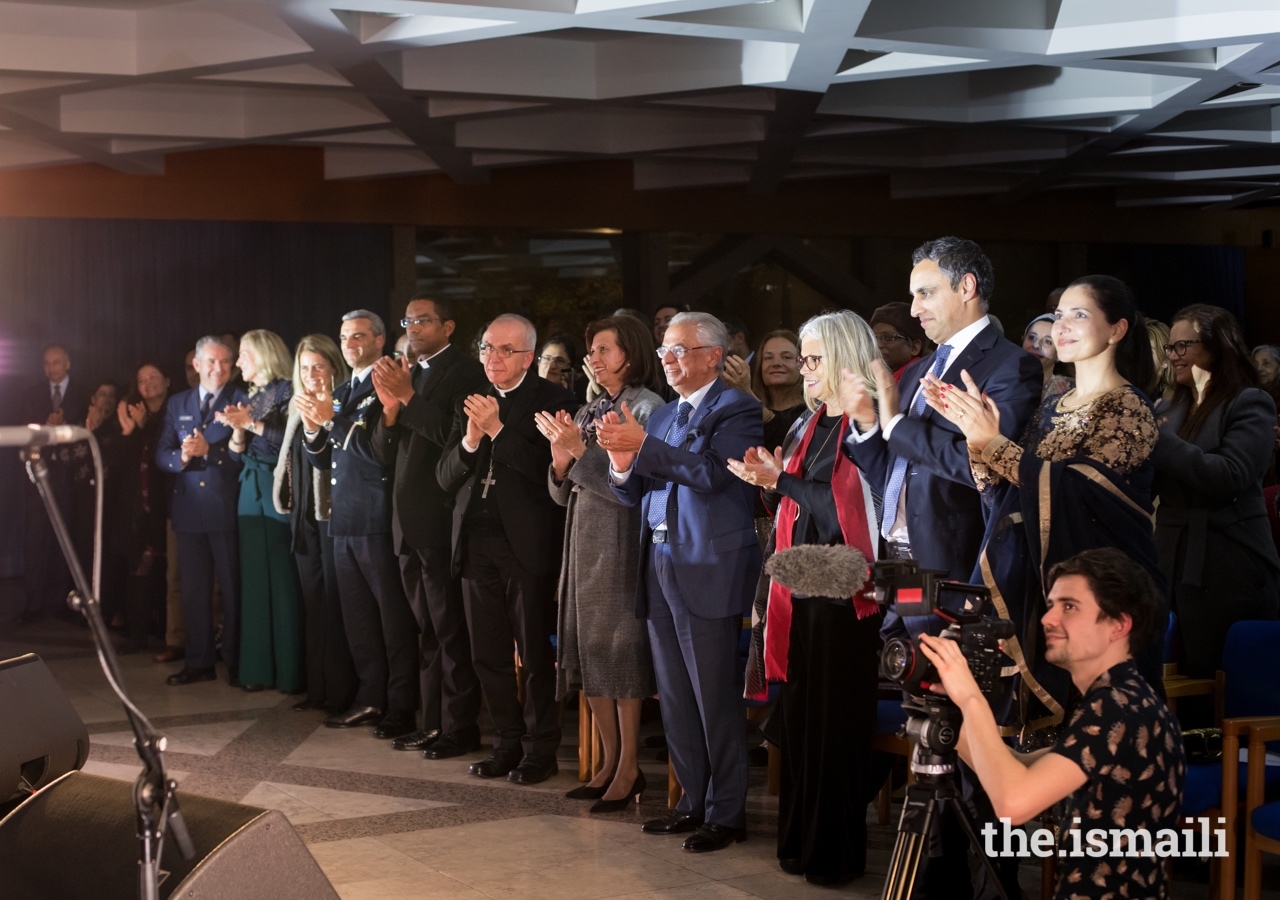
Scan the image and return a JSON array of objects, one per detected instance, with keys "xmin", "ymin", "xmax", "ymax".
[{"xmin": 1245, "ymin": 718, "xmax": 1280, "ymax": 819}]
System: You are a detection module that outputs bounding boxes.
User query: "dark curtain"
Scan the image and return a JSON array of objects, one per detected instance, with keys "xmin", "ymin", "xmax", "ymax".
[
  {"xmin": 1087, "ymin": 243, "xmax": 1248, "ymax": 331},
  {"xmin": 0, "ymin": 217, "xmax": 394, "ymax": 578}
]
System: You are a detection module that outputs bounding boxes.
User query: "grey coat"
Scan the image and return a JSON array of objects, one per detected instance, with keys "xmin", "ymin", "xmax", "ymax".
[
  {"xmin": 550, "ymin": 384, "xmax": 663, "ymax": 698},
  {"xmin": 1153, "ymin": 386, "xmax": 1280, "ymax": 675}
]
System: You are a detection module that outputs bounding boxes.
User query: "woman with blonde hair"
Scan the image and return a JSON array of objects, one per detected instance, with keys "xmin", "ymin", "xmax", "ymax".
[
  {"xmin": 272, "ymin": 334, "xmax": 358, "ymax": 712},
  {"xmin": 729, "ymin": 309, "xmax": 882, "ymax": 885},
  {"xmin": 217, "ymin": 328, "xmax": 303, "ymax": 693}
]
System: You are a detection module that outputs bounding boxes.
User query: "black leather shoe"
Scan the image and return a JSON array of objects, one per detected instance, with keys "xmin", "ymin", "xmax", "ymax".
[
  {"xmin": 392, "ymin": 729, "xmax": 441, "ymax": 751},
  {"xmin": 642, "ymin": 812, "xmax": 704, "ymax": 835},
  {"xmin": 423, "ymin": 733, "xmax": 480, "ymax": 760},
  {"xmin": 324, "ymin": 706, "xmax": 384, "ymax": 728},
  {"xmin": 565, "ymin": 783, "xmax": 609, "ymax": 801},
  {"xmin": 589, "ymin": 771, "xmax": 646, "ymax": 813},
  {"xmin": 166, "ymin": 666, "xmax": 216, "ymax": 686},
  {"xmin": 682, "ymin": 823, "xmax": 747, "ymax": 853},
  {"xmin": 508, "ymin": 756, "xmax": 558, "ymax": 785},
  {"xmin": 469, "ymin": 750, "xmax": 522, "ymax": 779},
  {"xmin": 373, "ymin": 713, "xmax": 417, "ymax": 740}
]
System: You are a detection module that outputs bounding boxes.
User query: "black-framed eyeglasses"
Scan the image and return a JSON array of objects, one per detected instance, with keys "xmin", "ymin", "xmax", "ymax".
[
  {"xmin": 400, "ymin": 316, "xmax": 440, "ymax": 328},
  {"xmin": 478, "ymin": 343, "xmax": 533, "ymax": 359},
  {"xmin": 797, "ymin": 354, "xmax": 823, "ymax": 371},
  {"xmin": 1162, "ymin": 339, "xmax": 1203, "ymax": 357},
  {"xmin": 875, "ymin": 334, "xmax": 909, "ymax": 347},
  {"xmin": 656, "ymin": 344, "xmax": 711, "ymax": 359}
]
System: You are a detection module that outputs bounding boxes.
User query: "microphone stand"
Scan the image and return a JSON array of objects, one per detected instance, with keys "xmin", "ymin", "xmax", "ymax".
[{"xmin": 21, "ymin": 437, "xmax": 196, "ymax": 900}]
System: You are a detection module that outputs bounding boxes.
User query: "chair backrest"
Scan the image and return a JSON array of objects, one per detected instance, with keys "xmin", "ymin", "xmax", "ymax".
[
  {"xmin": 1263, "ymin": 484, "xmax": 1280, "ymax": 554},
  {"xmin": 1222, "ymin": 619, "xmax": 1280, "ymax": 724},
  {"xmin": 1164, "ymin": 611, "xmax": 1178, "ymax": 664}
]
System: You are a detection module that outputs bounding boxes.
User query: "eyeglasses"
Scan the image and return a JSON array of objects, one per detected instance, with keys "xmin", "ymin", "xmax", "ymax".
[
  {"xmin": 477, "ymin": 343, "xmax": 533, "ymax": 359},
  {"xmin": 656, "ymin": 344, "xmax": 712, "ymax": 359},
  {"xmin": 538, "ymin": 354, "xmax": 571, "ymax": 368},
  {"xmin": 875, "ymin": 334, "xmax": 909, "ymax": 347},
  {"xmin": 1162, "ymin": 339, "xmax": 1203, "ymax": 357},
  {"xmin": 400, "ymin": 316, "xmax": 440, "ymax": 328},
  {"xmin": 797, "ymin": 355, "xmax": 823, "ymax": 371}
]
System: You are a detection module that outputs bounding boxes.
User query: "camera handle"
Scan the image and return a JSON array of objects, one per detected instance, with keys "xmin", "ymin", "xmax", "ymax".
[{"xmin": 881, "ymin": 720, "xmax": 1011, "ymax": 900}]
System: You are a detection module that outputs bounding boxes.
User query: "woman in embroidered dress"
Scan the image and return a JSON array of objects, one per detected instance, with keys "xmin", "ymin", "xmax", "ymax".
[
  {"xmin": 922, "ymin": 274, "xmax": 1164, "ymax": 722},
  {"xmin": 219, "ymin": 329, "xmax": 304, "ymax": 694},
  {"xmin": 729, "ymin": 309, "xmax": 882, "ymax": 885}
]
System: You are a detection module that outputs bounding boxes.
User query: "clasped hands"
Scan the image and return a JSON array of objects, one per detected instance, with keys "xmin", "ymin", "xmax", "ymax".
[
  {"xmin": 179, "ymin": 426, "xmax": 209, "ymax": 464},
  {"xmin": 919, "ymin": 370, "xmax": 1001, "ymax": 453},
  {"xmin": 294, "ymin": 385, "xmax": 335, "ymax": 432},
  {"xmin": 533, "ymin": 408, "xmax": 585, "ymax": 477},
  {"xmin": 595, "ymin": 402, "xmax": 646, "ymax": 471},
  {"xmin": 371, "ymin": 356, "xmax": 415, "ymax": 423},
  {"xmin": 727, "ymin": 446, "xmax": 783, "ymax": 492},
  {"xmin": 462, "ymin": 394, "xmax": 502, "ymax": 447}
]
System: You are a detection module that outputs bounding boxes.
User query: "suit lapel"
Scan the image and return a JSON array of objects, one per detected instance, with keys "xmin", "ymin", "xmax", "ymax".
[
  {"xmin": 942, "ymin": 323, "xmax": 998, "ymax": 387},
  {"xmin": 687, "ymin": 378, "xmax": 727, "ymax": 436}
]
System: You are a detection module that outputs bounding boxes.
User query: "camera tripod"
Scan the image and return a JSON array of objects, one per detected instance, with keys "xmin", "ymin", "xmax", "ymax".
[{"xmin": 881, "ymin": 697, "xmax": 1010, "ymax": 900}]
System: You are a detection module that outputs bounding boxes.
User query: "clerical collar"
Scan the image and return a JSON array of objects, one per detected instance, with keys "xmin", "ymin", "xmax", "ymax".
[
  {"xmin": 418, "ymin": 344, "xmax": 450, "ymax": 369},
  {"xmin": 495, "ymin": 371, "xmax": 527, "ymax": 398}
]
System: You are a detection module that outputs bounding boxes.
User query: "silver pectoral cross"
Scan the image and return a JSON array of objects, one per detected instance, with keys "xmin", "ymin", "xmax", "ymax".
[{"xmin": 480, "ymin": 460, "xmax": 496, "ymax": 498}]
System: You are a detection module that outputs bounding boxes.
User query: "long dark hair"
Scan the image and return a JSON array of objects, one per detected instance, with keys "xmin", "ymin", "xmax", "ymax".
[
  {"xmin": 1065, "ymin": 274, "xmax": 1153, "ymax": 393},
  {"xmin": 585, "ymin": 315, "xmax": 660, "ymax": 392},
  {"xmin": 1169, "ymin": 304, "xmax": 1260, "ymax": 440}
]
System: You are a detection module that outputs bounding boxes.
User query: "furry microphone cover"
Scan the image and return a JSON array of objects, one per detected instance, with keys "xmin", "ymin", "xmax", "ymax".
[{"xmin": 764, "ymin": 544, "xmax": 868, "ymax": 598}]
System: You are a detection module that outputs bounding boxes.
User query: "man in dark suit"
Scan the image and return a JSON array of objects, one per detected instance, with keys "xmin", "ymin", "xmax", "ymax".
[
  {"xmin": 840, "ymin": 237, "xmax": 1041, "ymax": 900},
  {"xmin": 437, "ymin": 314, "xmax": 578, "ymax": 785},
  {"xmin": 602, "ymin": 312, "xmax": 762, "ymax": 854},
  {"xmin": 20, "ymin": 345, "xmax": 91, "ymax": 623},
  {"xmin": 301, "ymin": 309, "xmax": 419, "ymax": 740},
  {"xmin": 371, "ymin": 296, "xmax": 488, "ymax": 758},
  {"xmin": 156, "ymin": 336, "xmax": 248, "ymax": 685}
]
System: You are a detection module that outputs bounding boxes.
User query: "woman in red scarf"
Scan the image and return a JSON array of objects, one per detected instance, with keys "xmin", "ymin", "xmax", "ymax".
[{"xmin": 728, "ymin": 309, "xmax": 882, "ymax": 885}]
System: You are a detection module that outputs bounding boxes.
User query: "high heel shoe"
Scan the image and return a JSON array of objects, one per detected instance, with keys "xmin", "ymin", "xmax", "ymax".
[
  {"xmin": 589, "ymin": 770, "xmax": 646, "ymax": 813},
  {"xmin": 565, "ymin": 782, "xmax": 609, "ymax": 800}
]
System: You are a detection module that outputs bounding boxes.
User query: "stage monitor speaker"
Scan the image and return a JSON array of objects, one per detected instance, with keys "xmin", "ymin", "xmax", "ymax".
[
  {"xmin": 0, "ymin": 653, "xmax": 88, "ymax": 800},
  {"xmin": 0, "ymin": 771, "xmax": 339, "ymax": 900}
]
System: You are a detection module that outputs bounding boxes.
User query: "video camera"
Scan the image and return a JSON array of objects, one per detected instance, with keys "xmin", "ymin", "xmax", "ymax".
[{"xmin": 872, "ymin": 559, "xmax": 1015, "ymax": 700}]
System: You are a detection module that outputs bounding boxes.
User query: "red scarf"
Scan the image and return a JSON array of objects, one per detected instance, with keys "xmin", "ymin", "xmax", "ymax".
[{"xmin": 764, "ymin": 406, "xmax": 878, "ymax": 684}]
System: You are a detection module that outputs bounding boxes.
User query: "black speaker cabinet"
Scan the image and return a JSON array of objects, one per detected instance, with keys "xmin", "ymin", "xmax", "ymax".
[
  {"xmin": 0, "ymin": 771, "xmax": 339, "ymax": 899},
  {"xmin": 0, "ymin": 653, "xmax": 89, "ymax": 800}
]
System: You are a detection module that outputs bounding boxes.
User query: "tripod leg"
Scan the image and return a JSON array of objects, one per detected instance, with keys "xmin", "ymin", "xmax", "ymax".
[
  {"xmin": 881, "ymin": 784, "xmax": 937, "ymax": 900},
  {"xmin": 944, "ymin": 797, "xmax": 1011, "ymax": 900}
]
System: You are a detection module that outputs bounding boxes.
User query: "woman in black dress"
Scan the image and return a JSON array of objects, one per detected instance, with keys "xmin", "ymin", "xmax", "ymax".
[{"xmin": 730, "ymin": 309, "xmax": 883, "ymax": 885}]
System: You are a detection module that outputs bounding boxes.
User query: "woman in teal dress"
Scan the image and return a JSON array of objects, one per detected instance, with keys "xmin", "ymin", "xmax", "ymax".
[{"xmin": 219, "ymin": 329, "xmax": 303, "ymax": 693}]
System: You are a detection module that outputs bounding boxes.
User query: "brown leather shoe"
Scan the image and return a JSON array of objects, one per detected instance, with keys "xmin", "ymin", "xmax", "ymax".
[{"xmin": 154, "ymin": 646, "xmax": 185, "ymax": 663}]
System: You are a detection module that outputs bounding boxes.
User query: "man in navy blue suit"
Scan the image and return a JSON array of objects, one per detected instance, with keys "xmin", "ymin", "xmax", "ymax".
[
  {"xmin": 301, "ymin": 309, "xmax": 419, "ymax": 741},
  {"xmin": 603, "ymin": 312, "xmax": 762, "ymax": 854},
  {"xmin": 840, "ymin": 237, "xmax": 1041, "ymax": 900},
  {"xmin": 157, "ymin": 335, "xmax": 248, "ymax": 685}
]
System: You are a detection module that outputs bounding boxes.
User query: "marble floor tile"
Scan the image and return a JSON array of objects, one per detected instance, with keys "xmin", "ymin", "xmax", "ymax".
[
  {"xmin": 610, "ymin": 884, "xmax": 761, "ymax": 900},
  {"xmin": 721, "ymin": 870, "xmax": 883, "ymax": 900},
  {"xmin": 378, "ymin": 815, "xmax": 616, "ymax": 867},
  {"xmin": 336, "ymin": 873, "xmax": 491, "ymax": 900},
  {"xmin": 92, "ymin": 718, "xmax": 256, "ymax": 756},
  {"xmin": 240, "ymin": 781, "xmax": 455, "ymax": 825},
  {"xmin": 308, "ymin": 836, "xmax": 440, "ymax": 886}
]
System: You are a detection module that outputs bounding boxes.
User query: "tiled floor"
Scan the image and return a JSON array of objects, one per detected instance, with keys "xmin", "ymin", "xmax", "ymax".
[{"xmin": 2, "ymin": 580, "xmax": 1276, "ymax": 899}]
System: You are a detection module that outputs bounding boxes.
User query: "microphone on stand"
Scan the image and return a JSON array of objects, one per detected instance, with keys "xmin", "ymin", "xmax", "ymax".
[{"xmin": 0, "ymin": 425, "xmax": 93, "ymax": 448}]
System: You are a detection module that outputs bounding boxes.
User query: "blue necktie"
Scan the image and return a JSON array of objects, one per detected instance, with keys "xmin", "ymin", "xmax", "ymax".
[
  {"xmin": 199, "ymin": 391, "xmax": 212, "ymax": 422},
  {"xmin": 647, "ymin": 401, "xmax": 693, "ymax": 531},
  {"xmin": 880, "ymin": 343, "xmax": 952, "ymax": 540}
]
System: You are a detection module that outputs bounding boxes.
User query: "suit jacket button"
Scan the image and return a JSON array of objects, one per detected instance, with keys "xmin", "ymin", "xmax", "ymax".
[
  {"xmin": 199, "ymin": 481, "xmax": 205, "ymax": 487},
  {"xmin": 331, "ymin": 478, "xmax": 337, "ymax": 485}
]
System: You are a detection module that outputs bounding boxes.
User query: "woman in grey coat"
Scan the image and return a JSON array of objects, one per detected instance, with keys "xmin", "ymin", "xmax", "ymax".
[
  {"xmin": 1154, "ymin": 304, "xmax": 1280, "ymax": 680},
  {"xmin": 535, "ymin": 314, "xmax": 663, "ymax": 813}
]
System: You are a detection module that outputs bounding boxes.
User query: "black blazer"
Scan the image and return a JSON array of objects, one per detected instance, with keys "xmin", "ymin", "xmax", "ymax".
[
  {"xmin": 845, "ymin": 322, "xmax": 1042, "ymax": 581},
  {"xmin": 437, "ymin": 373, "xmax": 579, "ymax": 577},
  {"xmin": 372, "ymin": 346, "xmax": 488, "ymax": 555},
  {"xmin": 305, "ymin": 374, "xmax": 394, "ymax": 539},
  {"xmin": 25, "ymin": 378, "xmax": 89, "ymax": 428}
]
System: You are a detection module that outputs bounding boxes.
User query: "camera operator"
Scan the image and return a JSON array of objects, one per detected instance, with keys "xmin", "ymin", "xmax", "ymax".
[{"xmin": 919, "ymin": 548, "xmax": 1186, "ymax": 900}]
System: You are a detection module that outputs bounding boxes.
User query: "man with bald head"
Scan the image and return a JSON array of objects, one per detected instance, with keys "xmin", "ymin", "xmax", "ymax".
[
  {"xmin": 20, "ymin": 345, "xmax": 90, "ymax": 623},
  {"xmin": 438, "ymin": 314, "xmax": 578, "ymax": 785}
]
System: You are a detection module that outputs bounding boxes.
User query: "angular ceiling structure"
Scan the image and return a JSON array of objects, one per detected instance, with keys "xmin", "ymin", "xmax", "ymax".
[{"xmin": 0, "ymin": 0, "xmax": 1279, "ymax": 206}]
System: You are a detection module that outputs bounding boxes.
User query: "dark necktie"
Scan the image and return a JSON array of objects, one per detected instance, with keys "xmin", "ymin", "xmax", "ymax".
[
  {"xmin": 199, "ymin": 391, "xmax": 212, "ymax": 422},
  {"xmin": 881, "ymin": 343, "xmax": 952, "ymax": 540},
  {"xmin": 50, "ymin": 384, "xmax": 62, "ymax": 412},
  {"xmin": 646, "ymin": 401, "xmax": 693, "ymax": 531}
]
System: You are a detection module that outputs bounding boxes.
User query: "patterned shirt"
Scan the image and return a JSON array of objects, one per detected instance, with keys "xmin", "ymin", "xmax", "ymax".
[{"xmin": 1050, "ymin": 659, "xmax": 1186, "ymax": 900}]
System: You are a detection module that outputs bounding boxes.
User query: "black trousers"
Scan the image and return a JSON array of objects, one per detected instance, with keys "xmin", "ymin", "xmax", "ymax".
[
  {"xmin": 333, "ymin": 532, "xmax": 418, "ymax": 715},
  {"xmin": 175, "ymin": 530, "xmax": 240, "ymax": 670},
  {"xmin": 401, "ymin": 544, "xmax": 480, "ymax": 741},
  {"xmin": 460, "ymin": 526, "xmax": 559, "ymax": 760},
  {"xmin": 296, "ymin": 517, "xmax": 357, "ymax": 712}
]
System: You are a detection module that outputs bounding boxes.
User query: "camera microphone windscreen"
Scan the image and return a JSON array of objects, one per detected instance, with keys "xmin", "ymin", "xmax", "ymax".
[{"xmin": 765, "ymin": 544, "xmax": 868, "ymax": 598}]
